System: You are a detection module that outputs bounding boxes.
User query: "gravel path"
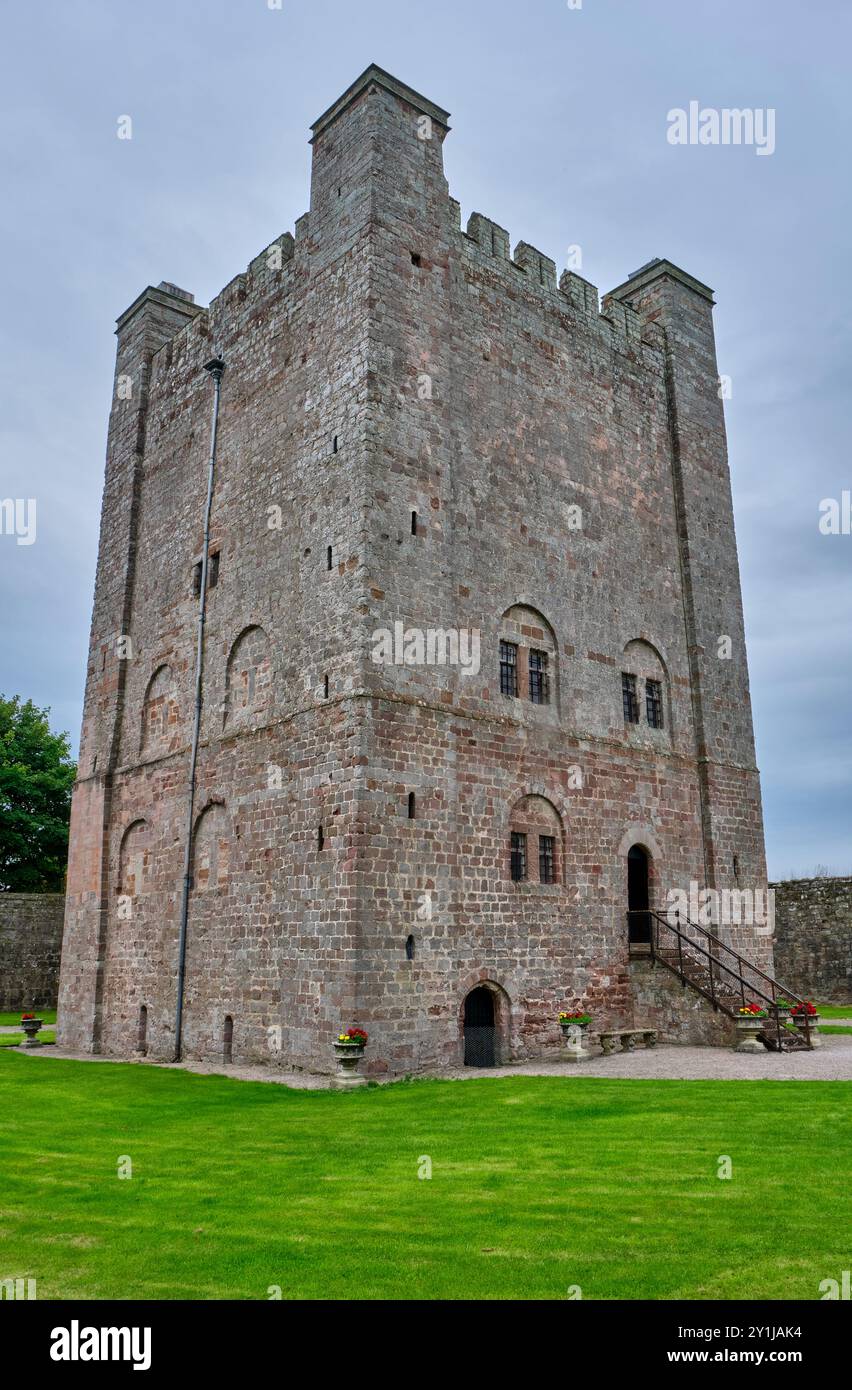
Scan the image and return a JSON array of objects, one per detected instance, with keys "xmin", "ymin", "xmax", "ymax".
[{"xmin": 17, "ymin": 1033, "xmax": 852, "ymax": 1085}]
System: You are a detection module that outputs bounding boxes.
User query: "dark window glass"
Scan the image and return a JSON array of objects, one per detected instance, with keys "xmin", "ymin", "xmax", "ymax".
[
  {"xmin": 192, "ymin": 562, "xmax": 203, "ymax": 598},
  {"xmin": 500, "ymin": 641, "xmax": 518, "ymax": 697},
  {"xmin": 646, "ymin": 678, "xmax": 663, "ymax": 729},
  {"xmin": 622, "ymin": 672, "xmax": 639, "ymax": 724},
  {"xmin": 208, "ymin": 551, "xmax": 220, "ymax": 589},
  {"xmin": 539, "ymin": 835, "xmax": 555, "ymax": 884},
  {"xmin": 529, "ymin": 649, "xmax": 550, "ymax": 705},
  {"xmin": 510, "ymin": 831, "xmax": 527, "ymax": 882}
]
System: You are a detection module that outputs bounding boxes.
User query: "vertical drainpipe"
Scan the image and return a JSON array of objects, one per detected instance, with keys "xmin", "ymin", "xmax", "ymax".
[{"xmin": 174, "ymin": 356, "xmax": 225, "ymax": 1062}]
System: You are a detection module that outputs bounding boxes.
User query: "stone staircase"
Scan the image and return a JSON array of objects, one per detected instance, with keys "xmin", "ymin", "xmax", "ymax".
[{"xmin": 634, "ymin": 910, "xmax": 812, "ymax": 1051}]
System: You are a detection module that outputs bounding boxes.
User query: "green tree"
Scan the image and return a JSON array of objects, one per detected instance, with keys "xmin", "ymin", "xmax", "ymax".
[{"xmin": 0, "ymin": 695, "xmax": 76, "ymax": 892}]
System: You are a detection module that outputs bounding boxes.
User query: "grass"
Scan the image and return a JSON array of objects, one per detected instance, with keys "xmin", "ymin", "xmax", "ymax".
[
  {"xmin": 816, "ymin": 1003, "xmax": 852, "ymax": 1019},
  {"xmin": 1, "ymin": 1053, "xmax": 850, "ymax": 1301},
  {"xmin": 0, "ymin": 1031, "xmax": 55, "ymax": 1048},
  {"xmin": 0, "ymin": 1009, "xmax": 56, "ymax": 1027},
  {"xmin": 818, "ymin": 1026, "xmax": 851, "ymax": 1035}
]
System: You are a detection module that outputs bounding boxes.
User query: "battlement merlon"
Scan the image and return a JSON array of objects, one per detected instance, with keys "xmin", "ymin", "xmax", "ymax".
[{"xmin": 309, "ymin": 63, "xmax": 451, "ymax": 143}]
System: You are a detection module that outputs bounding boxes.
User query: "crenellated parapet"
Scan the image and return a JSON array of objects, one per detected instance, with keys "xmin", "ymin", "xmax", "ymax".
[
  {"xmin": 460, "ymin": 207, "xmax": 664, "ymax": 358},
  {"xmin": 147, "ymin": 229, "xmax": 302, "ymax": 388}
]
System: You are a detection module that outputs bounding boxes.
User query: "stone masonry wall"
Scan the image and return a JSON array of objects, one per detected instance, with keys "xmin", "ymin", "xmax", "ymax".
[
  {"xmin": 0, "ymin": 894, "xmax": 65, "ymax": 1010},
  {"xmin": 629, "ymin": 958, "xmax": 736, "ymax": 1046},
  {"xmin": 772, "ymin": 877, "xmax": 852, "ymax": 1002}
]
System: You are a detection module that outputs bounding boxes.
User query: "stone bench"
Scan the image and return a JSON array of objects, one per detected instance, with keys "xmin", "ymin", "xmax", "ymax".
[{"xmin": 599, "ymin": 1028, "xmax": 657, "ymax": 1056}]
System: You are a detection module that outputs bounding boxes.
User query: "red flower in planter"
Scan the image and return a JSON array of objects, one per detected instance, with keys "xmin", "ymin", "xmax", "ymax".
[
  {"xmin": 346, "ymin": 1027, "xmax": 368, "ymax": 1044},
  {"xmin": 791, "ymin": 1001, "xmax": 817, "ymax": 1017},
  {"xmin": 21, "ymin": 1013, "xmax": 35, "ymax": 1021}
]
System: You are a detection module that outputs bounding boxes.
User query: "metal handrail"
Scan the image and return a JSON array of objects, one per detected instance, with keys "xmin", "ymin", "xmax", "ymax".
[
  {"xmin": 629, "ymin": 908, "xmax": 805, "ymax": 1004},
  {"xmin": 627, "ymin": 908, "xmax": 813, "ymax": 1050}
]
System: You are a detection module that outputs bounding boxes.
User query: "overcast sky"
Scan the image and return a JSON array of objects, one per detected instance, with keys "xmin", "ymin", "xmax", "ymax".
[{"xmin": 1, "ymin": 0, "xmax": 849, "ymax": 879}]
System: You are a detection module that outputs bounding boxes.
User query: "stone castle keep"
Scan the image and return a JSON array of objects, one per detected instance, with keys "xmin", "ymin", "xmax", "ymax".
[{"xmin": 58, "ymin": 65, "xmax": 773, "ymax": 1074}]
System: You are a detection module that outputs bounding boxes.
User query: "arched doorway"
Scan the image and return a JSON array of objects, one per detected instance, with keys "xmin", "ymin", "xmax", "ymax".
[
  {"xmin": 627, "ymin": 845, "xmax": 651, "ymax": 946},
  {"xmin": 463, "ymin": 986, "xmax": 497, "ymax": 1067}
]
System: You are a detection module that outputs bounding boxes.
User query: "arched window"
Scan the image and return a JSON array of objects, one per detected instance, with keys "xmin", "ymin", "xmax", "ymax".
[
  {"xmin": 508, "ymin": 794, "xmax": 564, "ymax": 885},
  {"xmin": 118, "ymin": 820, "xmax": 149, "ymax": 897},
  {"xmin": 499, "ymin": 606, "xmax": 558, "ymax": 709},
  {"xmin": 621, "ymin": 640, "xmax": 669, "ymax": 734},
  {"xmin": 405, "ymin": 934, "xmax": 415, "ymax": 960},
  {"xmin": 192, "ymin": 803, "xmax": 229, "ymax": 892},
  {"xmin": 140, "ymin": 664, "xmax": 180, "ymax": 754},
  {"xmin": 224, "ymin": 626, "xmax": 272, "ymax": 727}
]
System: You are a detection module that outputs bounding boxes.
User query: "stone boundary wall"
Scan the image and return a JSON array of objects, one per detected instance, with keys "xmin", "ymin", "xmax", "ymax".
[
  {"xmin": 772, "ymin": 877, "xmax": 852, "ymax": 1002},
  {"xmin": 0, "ymin": 894, "xmax": 65, "ymax": 1010}
]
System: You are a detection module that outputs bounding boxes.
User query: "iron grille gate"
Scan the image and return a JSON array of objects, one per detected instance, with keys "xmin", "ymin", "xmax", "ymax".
[{"xmin": 464, "ymin": 987, "xmax": 496, "ymax": 1066}]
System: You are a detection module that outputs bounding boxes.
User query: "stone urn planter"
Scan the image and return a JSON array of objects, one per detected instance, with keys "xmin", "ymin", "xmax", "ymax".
[
  {"xmin": 20, "ymin": 1015, "xmax": 43, "ymax": 1048},
  {"xmin": 333, "ymin": 1028, "xmax": 368, "ymax": 1087},
  {"xmin": 734, "ymin": 1012, "xmax": 767, "ymax": 1053},
  {"xmin": 559, "ymin": 1014, "xmax": 592, "ymax": 1064},
  {"xmin": 791, "ymin": 1009, "xmax": 821, "ymax": 1049}
]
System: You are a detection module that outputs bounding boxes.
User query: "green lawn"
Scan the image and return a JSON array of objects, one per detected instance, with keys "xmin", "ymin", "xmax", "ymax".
[
  {"xmin": 0, "ymin": 1009, "xmax": 57, "ymax": 1027},
  {"xmin": 1, "ymin": 1052, "xmax": 849, "ymax": 1301},
  {"xmin": 816, "ymin": 1003, "xmax": 852, "ymax": 1019}
]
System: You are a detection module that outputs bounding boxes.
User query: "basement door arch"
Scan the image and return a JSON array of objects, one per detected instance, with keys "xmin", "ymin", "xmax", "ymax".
[{"xmin": 463, "ymin": 986, "xmax": 497, "ymax": 1067}]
